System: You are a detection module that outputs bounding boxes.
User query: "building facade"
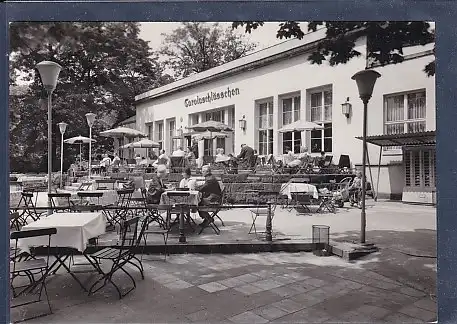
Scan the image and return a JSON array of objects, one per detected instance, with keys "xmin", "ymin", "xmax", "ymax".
[{"xmin": 134, "ymin": 29, "xmax": 435, "ymax": 204}]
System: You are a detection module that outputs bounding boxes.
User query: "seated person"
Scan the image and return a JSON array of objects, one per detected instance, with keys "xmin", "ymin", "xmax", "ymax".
[
  {"xmin": 99, "ymin": 154, "xmax": 112, "ymax": 173},
  {"xmin": 283, "ymin": 147, "xmax": 296, "ymax": 166},
  {"xmin": 288, "ymin": 146, "xmax": 310, "ymax": 168},
  {"xmin": 146, "ymin": 164, "xmax": 168, "ymax": 204},
  {"xmin": 316, "ymin": 151, "xmax": 326, "ymax": 168},
  {"xmin": 172, "ymin": 146, "xmax": 186, "ymax": 157},
  {"xmin": 215, "ymin": 148, "xmax": 230, "ymax": 164},
  {"xmin": 348, "ymin": 171, "xmax": 363, "ymax": 199},
  {"xmin": 195, "ymin": 165, "xmax": 222, "ymax": 226},
  {"xmin": 179, "ymin": 167, "xmax": 191, "ymax": 189},
  {"xmin": 139, "ymin": 157, "xmax": 148, "ymax": 166},
  {"xmin": 135, "ymin": 153, "xmax": 142, "ymax": 165},
  {"xmin": 153, "ymin": 149, "xmax": 170, "ymax": 168}
]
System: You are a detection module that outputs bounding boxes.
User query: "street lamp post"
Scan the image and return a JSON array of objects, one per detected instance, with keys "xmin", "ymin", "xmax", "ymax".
[
  {"xmin": 351, "ymin": 69, "xmax": 381, "ymax": 244},
  {"xmin": 58, "ymin": 122, "xmax": 68, "ymax": 189},
  {"xmin": 36, "ymin": 61, "xmax": 62, "ymax": 215},
  {"xmin": 85, "ymin": 113, "xmax": 96, "ymax": 179}
]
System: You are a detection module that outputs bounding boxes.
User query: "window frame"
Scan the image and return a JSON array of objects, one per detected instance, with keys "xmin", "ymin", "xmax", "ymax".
[
  {"xmin": 281, "ymin": 94, "xmax": 301, "ymax": 127},
  {"xmin": 307, "ymin": 87, "xmax": 333, "ymax": 154},
  {"xmin": 404, "ymin": 148, "xmax": 436, "ymax": 189},
  {"xmin": 383, "ymin": 89, "xmax": 427, "ymax": 152},
  {"xmin": 257, "ymin": 100, "xmax": 274, "ymax": 156}
]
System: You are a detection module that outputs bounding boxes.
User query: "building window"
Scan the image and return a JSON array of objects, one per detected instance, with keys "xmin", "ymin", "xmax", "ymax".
[
  {"xmin": 404, "ymin": 149, "xmax": 436, "ymax": 188},
  {"xmin": 257, "ymin": 101, "xmax": 274, "ymax": 155},
  {"xmin": 384, "ymin": 90, "xmax": 426, "ymax": 150},
  {"xmin": 216, "ymin": 137, "xmax": 226, "ymax": 152},
  {"xmin": 281, "ymin": 95, "xmax": 300, "ymax": 126},
  {"xmin": 205, "ymin": 110, "xmax": 225, "ymax": 123},
  {"xmin": 282, "ymin": 131, "xmax": 301, "ymax": 154},
  {"xmin": 310, "ymin": 123, "xmax": 332, "ymax": 153},
  {"xmin": 148, "ymin": 125, "xmax": 153, "ymax": 140},
  {"xmin": 308, "ymin": 88, "xmax": 332, "ymax": 153},
  {"xmin": 168, "ymin": 119, "xmax": 176, "ymax": 152},
  {"xmin": 190, "ymin": 114, "xmax": 199, "ymax": 126},
  {"xmin": 156, "ymin": 122, "xmax": 163, "ymax": 150}
]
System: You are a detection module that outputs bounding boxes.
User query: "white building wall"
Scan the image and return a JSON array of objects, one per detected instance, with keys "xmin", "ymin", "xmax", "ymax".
[{"xmin": 135, "ymin": 36, "xmax": 435, "ymax": 199}]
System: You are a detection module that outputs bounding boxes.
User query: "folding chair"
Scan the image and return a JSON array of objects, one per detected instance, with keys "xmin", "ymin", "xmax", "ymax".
[
  {"xmin": 87, "ymin": 217, "xmax": 143, "ymax": 299},
  {"xmin": 141, "ymin": 212, "xmax": 171, "ymax": 260},
  {"xmin": 104, "ymin": 189, "xmax": 134, "ymax": 227},
  {"xmin": 248, "ymin": 191, "xmax": 279, "ymax": 236},
  {"xmin": 198, "ymin": 187, "xmax": 228, "ymax": 235},
  {"xmin": 10, "ymin": 211, "xmax": 22, "ymax": 231},
  {"xmin": 48, "ymin": 193, "xmax": 72, "ymax": 212},
  {"xmin": 10, "ymin": 228, "xmax": 57, "ymax": 320},
  {"xmin": 170, "ymin": 156, "xmax": 185, "ymax": 173},
  {"xmin": 290, "ymin": 192, "xmax": 313, "ymax": 214},
  {"xmin": 19, "ymin": 191, "xmax": 46, "ymax": 223},
  {"xmin": 140, "ymin": 188, "xmax": 165, "ymax": 228}
]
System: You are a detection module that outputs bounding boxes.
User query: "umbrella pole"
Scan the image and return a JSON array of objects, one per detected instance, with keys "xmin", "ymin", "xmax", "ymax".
[{"xmin": 79, "ymin": 144, "xmax": 82, "ymax": 165}]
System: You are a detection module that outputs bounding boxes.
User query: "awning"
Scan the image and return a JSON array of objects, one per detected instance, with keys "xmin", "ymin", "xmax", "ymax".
[{"xmin": 356, "ymin": 131, "xmax": 436, "ymax": 147}]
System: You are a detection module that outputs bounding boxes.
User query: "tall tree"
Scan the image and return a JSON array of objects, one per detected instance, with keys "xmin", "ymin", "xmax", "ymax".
[
  {"xmin": 9, "ymin": 22, "xmax": 168, "ymax": 173},
  {"xmin": 160, "ymin": 22, "xmax": 257, "ymax": 79},
  {"xmin": 233, "ymin": 21, "xmax": 435, "ymax": 76}
]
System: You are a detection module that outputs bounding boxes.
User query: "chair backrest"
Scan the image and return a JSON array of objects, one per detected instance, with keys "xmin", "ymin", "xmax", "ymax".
[
  {"xmin": 119, "ymin": 217, "xmax": 140, "ymax": 250},
  {"xmin": 170, "ymin": 156, "xmax": 184, "ymax": 167},
  {"xmin": 338, "ymin": 154, "xmax": 351, "ymax": 168},
  {"xmin": 77, "ymin": 191, "xmax": 104, "ymax": 198},
  {"xmin": 11, "ymin": 227, "xmax": 57, "ymax": 240}
]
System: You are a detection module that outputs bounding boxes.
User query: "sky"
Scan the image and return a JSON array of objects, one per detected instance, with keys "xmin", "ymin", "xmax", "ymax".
[{"xmin": 138, "ymin": 22, "xmax": 288, "ymax": 53}]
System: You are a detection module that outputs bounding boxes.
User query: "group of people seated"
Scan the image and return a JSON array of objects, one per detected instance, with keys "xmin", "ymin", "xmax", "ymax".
[
  {"xmin": 276, "ymin": 147, "xmax": 329, "ymax": 171},
  {"xmin": 146, "ymin": 164, "xmax": 221, "ymax": 227}
]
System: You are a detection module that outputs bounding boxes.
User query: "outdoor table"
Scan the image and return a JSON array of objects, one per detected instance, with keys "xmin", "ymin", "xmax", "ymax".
[
  {"xmin": 19, "ymin": 212, "xmax": 106, "ymax": 291},
  {"xmin": 280, "ymin": 182, "xmax": 319, "ymax": 200},
  {"xmin": 58, "ymin": 189, "xmax": 119, "ymax": 207},
  {"xmin": 160, "ymin": 190, "xmax": 201, "ymax": 243}
]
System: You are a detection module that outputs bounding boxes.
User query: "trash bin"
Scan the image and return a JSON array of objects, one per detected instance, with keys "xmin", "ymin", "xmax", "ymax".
[{"xmin": 312, "ymin": 225, "xmax": 330, "ymax": 245}]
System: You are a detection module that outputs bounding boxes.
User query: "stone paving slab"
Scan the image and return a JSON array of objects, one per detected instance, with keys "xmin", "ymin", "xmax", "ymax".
[{"xmin": 12, "ymin": 252, "xmax": 437, "ymax": 323}]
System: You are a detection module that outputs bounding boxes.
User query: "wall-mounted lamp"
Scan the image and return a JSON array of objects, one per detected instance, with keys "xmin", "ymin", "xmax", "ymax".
[
  {"xmin": 341, "ymin": 97, "xmax": 352, "ymax": 118},
  {"xmin": 239, "ymin": 115, "xmax": 247, "ymax": 131}
]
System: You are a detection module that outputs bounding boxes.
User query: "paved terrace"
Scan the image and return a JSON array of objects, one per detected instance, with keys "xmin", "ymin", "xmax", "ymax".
[{"xmin": 11, "ymin": 201, "xmax": 436, "ymax": 323}]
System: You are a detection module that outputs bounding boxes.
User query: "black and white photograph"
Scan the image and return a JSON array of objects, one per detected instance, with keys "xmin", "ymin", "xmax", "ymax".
[{"xmin": 8, "ymin": 20, "xmax": 437, "ymax": 323}]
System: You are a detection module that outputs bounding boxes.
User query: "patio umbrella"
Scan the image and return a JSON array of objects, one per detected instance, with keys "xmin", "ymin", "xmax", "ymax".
[
  {"xmin": 278, "ymin": 120, "xmax": 324, "ymax": 133},
  {"xmin": 100, "ymin": 127, "xmax": 147, "ymax": 159},
  {"xmin": 192, "ymin": 131, "xmax": 229, "ymax": 141},
  {"xmin": 186, "ymin": 121, "xmax": 233, "ymax": 156},
  {"xmin": 64, "ymin": 135, "xmax": 96, "ymax": 165},
  {"xmin": 99, "ymin": 127, "xmax": 148, "ymax": 138},
  {"xmin": 121, "ymin": 138, "xmax": 160, "ymax": 149}
]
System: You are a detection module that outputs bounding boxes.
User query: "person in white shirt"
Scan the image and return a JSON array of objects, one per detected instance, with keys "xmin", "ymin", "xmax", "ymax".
[
  {"xmin": 179, "ymin": 168, "xmax": 193, "ymax": 189},
  {"xmin": 135, "ymin": 153, "xmax": 142, "ymax": 165},
  {"xmin": 112, "ymin": 153, "xmax": 121, "ymax": 166},
  {"xmin": 172, "ymin": 146, "xmax": 186, "ymax": 157},
  {"xmin": 153, "ymin": 149, "xmax": 170, "ymax": 168},
  {"xmin": 99, "ymin": 154, "xmax": 112, "ymax": 173}
]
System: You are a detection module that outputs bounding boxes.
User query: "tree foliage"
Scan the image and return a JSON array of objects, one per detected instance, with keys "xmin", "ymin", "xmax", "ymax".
[
  {"xmin": 160, "ymin": 22, "xmax": 257, "ymax": 79},
  {"xmin": 232, "ymin": 21, "xmax": 435, "ymax": 76},
  {"xmin": 9, "ymin": 22, "xmax": 168, "ymax": 173}
]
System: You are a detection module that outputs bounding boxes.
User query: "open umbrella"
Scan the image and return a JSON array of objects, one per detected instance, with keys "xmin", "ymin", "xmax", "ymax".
[
  {"xmin": 122, "ymin": 138, "xmax": 161, "ymax": 159},
  {"xmin": 186, "ymin": 121, "xmax": 233, "ymax": 157},
  {"xmin": 278, "ymin": 120, "xmax": 324, "ymax": 133},
  {"xmin": 121, "ymin": 138, "xmax": 161, "ymax": 149},
  {"xmin": 192, "ymin": 131, "xmax": 229, "ymax": 141},
  {"xmin": 64, "ymin": 135, "xmax": 96, "ymax": 165},
  {"xmin": 99, "ymin": 127, "xmax": 147, "ymax": 138}
]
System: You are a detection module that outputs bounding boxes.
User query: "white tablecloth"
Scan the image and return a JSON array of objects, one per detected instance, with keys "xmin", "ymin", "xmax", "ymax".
[
  {"xmin": 280, "ymin": 183, "xmax": 319, "ymax": 199},
  {"xmin": 19, "ymin": 212, "xmax": 106, "ymax": 252}
]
